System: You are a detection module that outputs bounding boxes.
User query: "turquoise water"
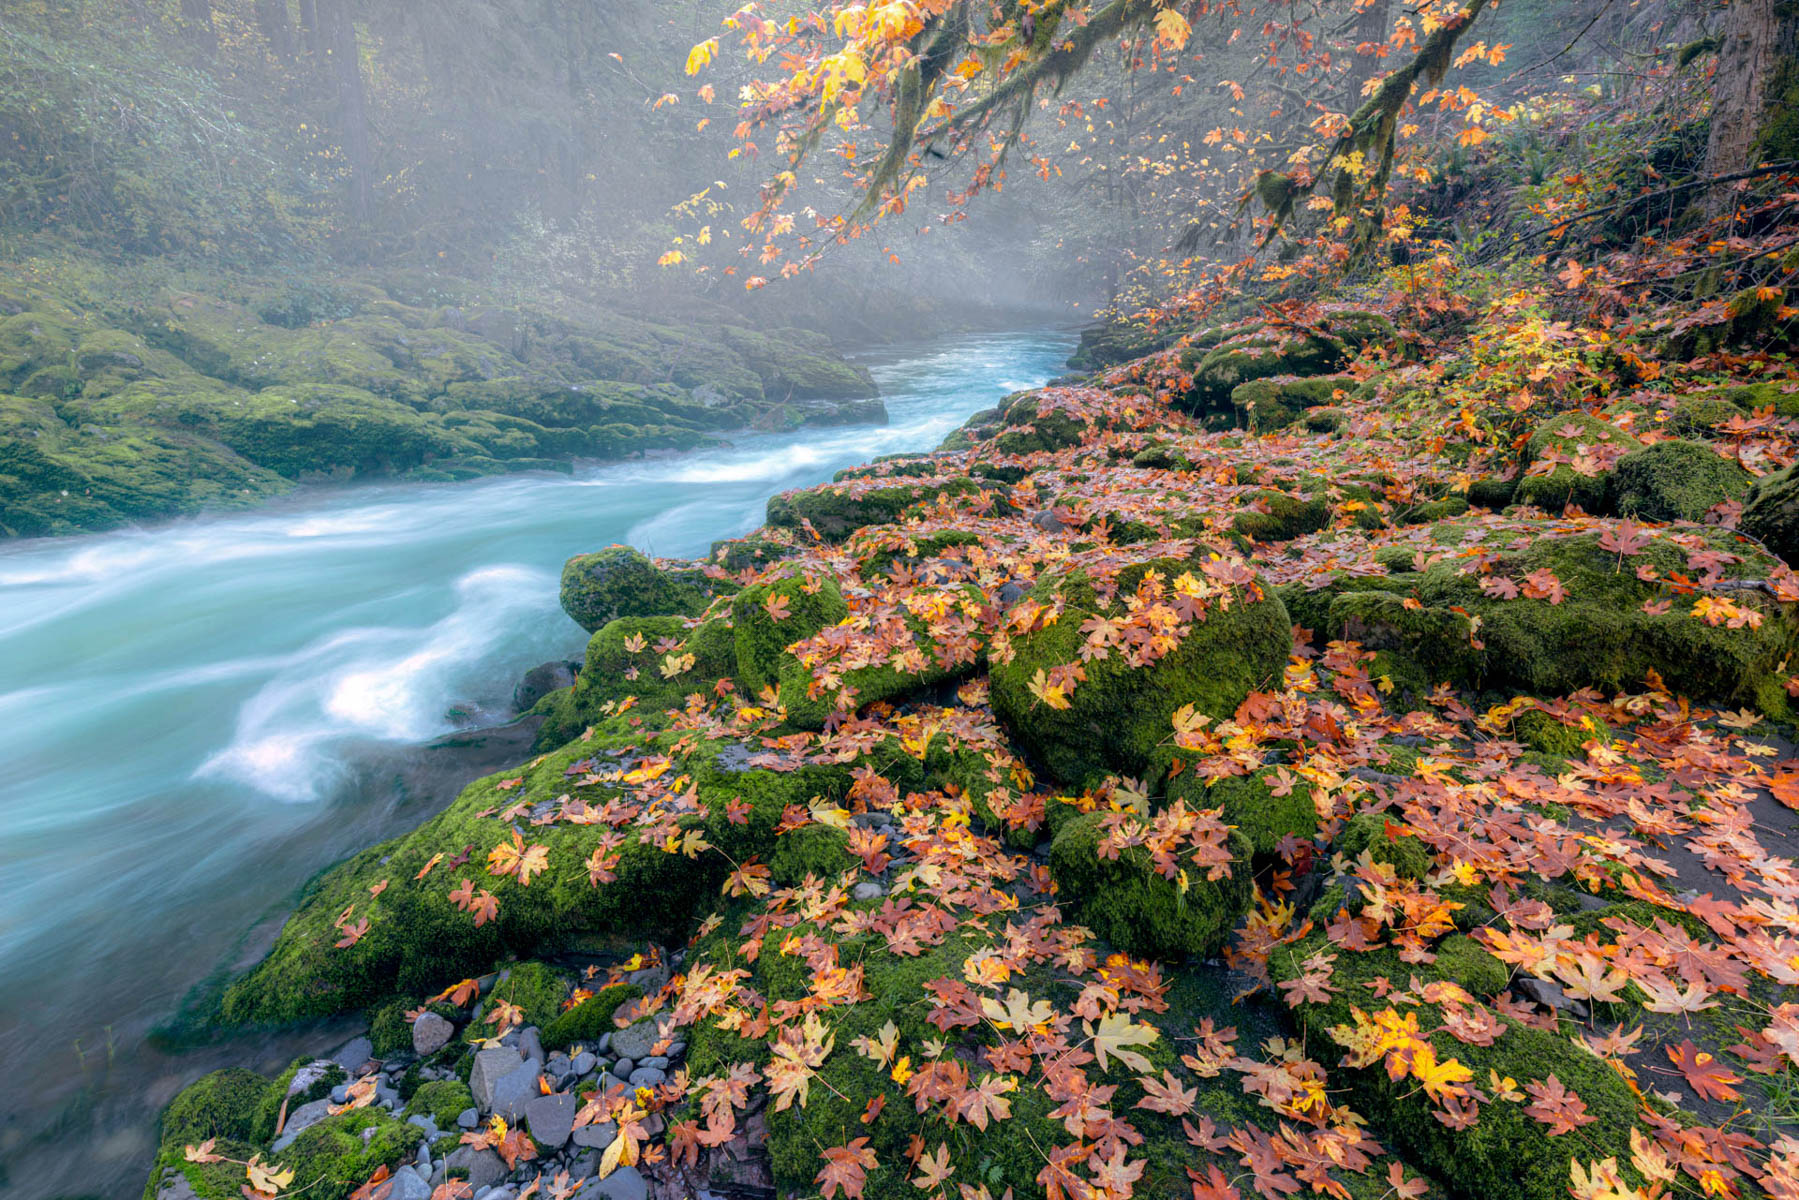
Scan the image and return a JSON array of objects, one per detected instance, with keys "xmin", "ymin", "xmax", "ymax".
[{"xmin": 0, "ymin": 330, "xmax": 1074, "ymax": 1199}]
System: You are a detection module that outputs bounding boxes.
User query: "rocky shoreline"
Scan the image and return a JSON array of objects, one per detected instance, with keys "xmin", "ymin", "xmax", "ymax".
[{"xmin": 138, "ymin": 300, "xmax": 1799, "ymax": 1200}]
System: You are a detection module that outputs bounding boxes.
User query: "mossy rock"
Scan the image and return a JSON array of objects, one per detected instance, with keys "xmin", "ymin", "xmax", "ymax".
[
  {"xmin": 279, "ymin": 1109, "xmax": 424, "ymax": 1200},
  {"xmin": 1230, "ymin": 488, "xmax": 1331, "ymax": 542},
  {"xmin": 1269, "ymin": 931, "xmax": 1641, "ymax": 1200},
  {"xmin": 1465, "ymin": 475, "xmax": 1517, "ymax": 509},
  {"xmin": 989, "ymin": 552, "xmax": 1292, "ymax": 785},
  {"xmin": 730, "ymin": 570, "xmax": 850, "ymax": 694},
  {"xmin": 211, "ymin": 717, "xmax": 854, "ymax": 1024},
  {"xmin": 1514, "ymin": 412, "xmax": 1641, "ymax": 513},
  {"xmin": 1608, "ymin": 439, "xmax": 1749, "ymax": 522},
  {"xmin": 990, "ymin": 393, "xmax": 1089, "ymax": 454},
  {"xmin": 1741, "ymin": 460, "xmax": 1799, "ymax": 566},
  {"xmin": 766, "ymin": 821, "xmax": 855, "ymax": 886},
  {"xmin": 1510, "ymin": 708, "xmax": 1608, "ymax": 757},
  {"xmin": 1337, "ymin": 810, "xmax": 1432, "ymax": 880},
  {"xmin": 159, "ymin": 1069, "xmax": 276, "ymax": 1149},
  {"xmin": 1050, "ymin": 813, "xmax": 1253, "ymax": 961},
  {"xmin": 1670, "ymin": 391, "xmax": 1748, "ymax": 435},
  {"xmin": 1229, "ymin": 375, "xmax": 1349, "ymax": 431},
  {"xmin": 531, "ymin": 612, "xmax": 736, "ymax": 749},
  {"xmin": 404, "ymin": 1079, "xmax": 474, "ymax": 1128},
  {"xmin": 540, "ymin": 982, "xmax": 642, "ymax": 1052},
  {"xmin": 1167, "ymin": 766, "xmax": 1318, "ymax": 856},
  {"xmin": 1323, "ymin": 521, "xmax": 1794, "ymax": 707},
  {"xmin": 765, "ymin": 475, "xmax": 982, "ymax": 542},
  {"xmin": 558, "ymin": 546, "xmax": 718, "ymax": 633},
  {"xmin": 491, "ymin": 961, "xmax": 567, "ymax": 1028},
  {"xmin": 1180, "ymin": 312, "xmax": 1392, "ymax": 414}
]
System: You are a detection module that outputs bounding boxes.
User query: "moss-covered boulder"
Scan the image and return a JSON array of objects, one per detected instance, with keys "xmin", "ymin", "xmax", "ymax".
[
  {"xmin": 729, "ymin": 570, "xmax": 850, "ymax": 693},
  {"xmin": 1050, "ymin": 813, "xmax": 1252, "ymax": 960},
  {"xmin": 1514, "ymin": 411, "xmax": 1641, "ymax": 513},
  {"xmin": 540, "ymin": 981, "xmax": 642, "ymax": 1052},
  {"xmin": 1230, "ymin": 488, "xmax": 1332, "ymax": 542},
  {"xmin": 158, "ymin": 1069, "xmax": 276, "ymax": 1149},
  {"xmin": 559, "ymin": 546, "xmax": 720, "ymax": 633},
  {"xmin": 1608, "ymin": 439, "xmax": 1749, "ymax": 522},
  {"xmin": 989, "ymin": 551, "xmax": 1292, "ymax": 785},
  {"xmin": 766, "ymin": 474, "xmax": 983, "ymax": 542},
  {"xmin": 211, "ymin": 716, "xmax": 854, "ymax": 1025},
  {"xmin": 1179, "ymin": 311, "xmax": 1392, "ymax": 414},
  {"xmin": 1269, "ymin": 931, "xmax": 1640, "ymax": 1200},
  {"xmin": 404, "ymin": 1079, "xmax": 475, "ymax": 1128},
  {"xmin": 531, "ymin": 612, "xmax": 736, "ymax": 748},
  {"xmin": 1167, "ymin": 766, "xmax": 1318, "ymax": 856},
  {"xmin": 1322, "ymin": 520, "xmax": 1794, "ymax": 707},
  {"xmin": 279, "ymin": 1109, "xmax": 423, "ymax": 1200},
  {"xmin": 1741, "ymin": 461, "xmax": 1799, "ymax": 565},
  {"xmin": 1229, "ymin": 375, "xmax": 1350, "ymax": 431}
]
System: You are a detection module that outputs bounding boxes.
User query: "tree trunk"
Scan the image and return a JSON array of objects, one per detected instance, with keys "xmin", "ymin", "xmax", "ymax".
[
  {"xmin": 1342, "ymin": 0, "xmax": 1392, "ymax": 109},
  {"xmin": 1703, "ymin": 0, "xmax": 1799, "ymax": 212},
  {"xmin": 315, "ymin": 0, "xmax": 375, "ymax": 227},
  {"xmin": 298, "ymin": 0, "xmax": 323, "ymax": 57},
  {"xmin": 252, "ymin": 0, "xmax": 295, "ymax": 60}
]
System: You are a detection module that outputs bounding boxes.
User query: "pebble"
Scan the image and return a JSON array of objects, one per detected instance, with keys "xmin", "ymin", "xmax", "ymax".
[
  {"xmin": 612, "ymin": 1057, "xmax": 634, "ymax": 1077},
  {"xmin": 406, "ymin": 1114, "xmax": 440, "ymax": 1139},
  {"xmin": 523, "ymin": 1091, "xmax": 577, "ymax": 1150},
  {"xmin": 271, "ymin": 1099, "xmax": 332, "ymax": 1152},
  {"xmin": 469, "ymin": 1047, "xmax": 526, "ymax": 1111},
  {"xmin": 569, "ymin": 1051, "xmax": 597, "ymax": 1077},
  {"xmin": 518, "ymin": 1027, "xmax": 545, "ymax": 1064},
  {"xmin": 639, "ymin": 1056, "xmax": 667, "ymax": 1070},
  {"xmin": 575, "ymin": 1164, "xmax": 647, "ymax": 1200},
  {"xmin": 570, "ymin": 1119, "xmax": 616, "ymax": 1151},
  {"xmin": 388, "ymin": 1168, "xmax": 432, "ymax": 1200},
  {"xmin": 594, "ymin": 1033, "xmax": 611, "ymax": 1054},
  {"xmin": 285, "ymin": 1060, "xmax": 337, "ymax": 1097},
  {"xmin": 446, "ymin": 1146, "xmax": 508, "ymax": 1192},
  {"xmin": 667, "ymin": 1041, "xmax": 686, "ymax": 1058},
  {"xmin": 489, "ymin": 1058, "xmax": 545, "ymax": 1122},
  {"xmin": 331, "ymin": 1035, "xmax": 374, "ymax": 1070},
  {"xmin": 627, "ymin": 1066, "xmax": 665, "ymax": 1089},
  {"xmin": 853, "ymin": 880, "xmax": 885, "ymax": 901},
  {"xmin": 412, "ymin": 1012, "xmax": 455, "ymax": 1056},
  {"xmin": 457, "ymin": 1107, "xmax": 480, "ymax": 1130}
]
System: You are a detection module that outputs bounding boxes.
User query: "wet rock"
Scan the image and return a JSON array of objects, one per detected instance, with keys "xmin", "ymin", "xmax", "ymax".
[
  {"xmin": 458, "ymin": 1108, "xmax": 479, "ymax": 1130},
  {"xmin": 607, "ymin": 1020, "xmax": 660, "ymax": 1062},
  {"xmin": 1514, "ymin": 977, "xmax": 1590, "ymax": 1020},
  {"xmin": 523, "ymin": 1091, "xmax": 577, "ymax": 1150},
  {"xmin": 571, "ymin": 1119, "xmax": 616, "ymax": 1151},
  {"xmin": 469, "ymin": 1047, "xmax": 525, "ymax": 1111},
  {"xmin": 447, "ymin": 1145, "xmax": 508, "ymax": 1192},
  {"xmin": 489, "ymin": 1058, "xmax": 544, "ymax": 1122},
  {"xmin": 387, "ymin": 1168, "xmax": 433, "ymax": 1200},
  {"xmin": 576, "ymin": 1164, "xmax": 647, "ymax": 1200},
  {"xmin": 412, "ymin": 1012, "xmax": 454, "ymax": 1056},
  {"xmin": 271, "ymin": 1099, "xmax": 332, "ymax": 1152},
  {"xmin": 568, "ymin": 1051, "xmax": 596, "ymax": 1078},
  {"xmin": 627, "ymin": 1066, "xmax": 665, "ymax": 1089},
  {"xmin": 331, "ymin": 1036, "xmax": 374, "ymax": 1070}
]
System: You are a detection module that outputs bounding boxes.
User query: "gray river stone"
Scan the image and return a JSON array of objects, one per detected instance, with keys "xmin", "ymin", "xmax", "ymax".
[{"xmin": 469, "ymin": 1047, "xmax": 525, "ymax": 1111}]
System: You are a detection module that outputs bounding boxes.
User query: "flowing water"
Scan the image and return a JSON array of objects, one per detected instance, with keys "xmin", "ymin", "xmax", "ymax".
[{"xmin": 0, "ymin": 330, "xmax": 1075, "ymax": 1199}]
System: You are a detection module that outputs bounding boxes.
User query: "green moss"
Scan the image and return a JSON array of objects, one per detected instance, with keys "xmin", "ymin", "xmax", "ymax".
[
  {"xmin": 1050, "ymin": 813, "xmax": 1253, "ymax": 961},
  {"xmin": 159, "ymin": 1069, "xmax": 275, "ymax": 1149},
  {"xmin": 1671, "ymin": 392, "xmax": 1748, "ymax": 435},
  {"xmin": 730, "ymin": 571, "xmax": 850, "ymax": 694},
  {"xmin": 1609, "ymin": 439, "xmax": 1750, "ymax": 522},
  {"xmin": 1465, "ymin": 475, "xmax": 1517, "ymax": 509},
  {"xmin": 1167, "ymin": 767, "xmax": 1317, "ymax": 856},
  {"xmin": 558, "ymin": 546, "xmax": 719, "ymax": 633},
  {"xmin": 255, "ymin": 1060, "xmax": 344, "ymax": 1143},
  {"xmin": 1511, "ymin": 708, "xmax": 1608, "ymax": 757},
  {"xmin": 1433, "ymin": 933, "xmax": 1512, "ymax": 996},
  {"xmin": 404, "ymin": 1079, "xmax": 474, "ymax": 1128},
  {"xmin": 1338, "ymin": 810, "xmax": 1431, "ymax": 879},
  {"xmin": 280, "ymin": 1109, "xmax": 424, "ymax": 1200},
  {"xmin": 1328, "ymin": 591, "xmax": 1480, "ymax": 687},
  {"xmin": 490, "ymin": 961, "xmax": 567, "ymax": 1028},
  {"xmin": 144, "ymin": 1137, "xmax": 263, "ymax": 1200},
  {"xmin": 1741, "ymin": 460, "xmax": 1799, "ymax": 565},
  {"xmin": 1231, "ymin": 488, "xmax": 1331, "ymax": 542},
  {"xmin": 768, "ymin": 821, "xmax": 855, "ymax": 886},
  {"xmin": 1515, "ymin": 412, "xmax": 1641, "ymax": 513},
  {"xmin": 541, "ymin": 982, "xmax": 642, "ymax": 1052},
  {"xmin": 990, "ymin": 555, "xmax": 1292, "ymax": 785}
]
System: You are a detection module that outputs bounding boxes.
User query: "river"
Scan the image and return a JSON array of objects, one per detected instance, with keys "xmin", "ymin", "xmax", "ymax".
[{"xmin": 0, "ymin": 329, "xmax": 1075, "ymax": 1200}]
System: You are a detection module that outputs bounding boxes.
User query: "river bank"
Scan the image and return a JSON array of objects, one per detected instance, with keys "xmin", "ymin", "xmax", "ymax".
[{"xmin": 0, "ymin": 330, "xmax": 1077, "ymax": 1200}]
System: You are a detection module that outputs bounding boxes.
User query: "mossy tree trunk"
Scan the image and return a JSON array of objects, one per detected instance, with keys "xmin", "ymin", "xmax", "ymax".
[
  {"xmin": 1703, "ymin": 0, "xmax": 1799, "ymax": 214},
  {"xmin": 315, "ymin": 0, "xmax": 374, "ymax": 227}
]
